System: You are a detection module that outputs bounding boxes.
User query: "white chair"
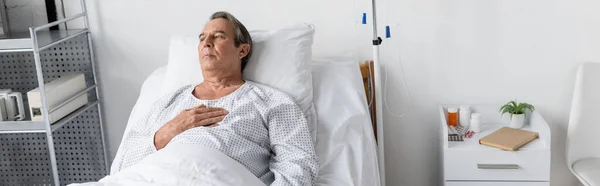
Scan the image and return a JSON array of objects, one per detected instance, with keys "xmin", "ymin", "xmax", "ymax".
[{"xmin": 567, "ymin": 62, "xmax": 600, "ymax": 186}]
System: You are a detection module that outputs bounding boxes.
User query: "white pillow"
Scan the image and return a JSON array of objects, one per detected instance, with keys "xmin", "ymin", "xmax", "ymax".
[
  {"xmin": 160, "ymin": 23, "xmax": 316, "ymax": 137},
  {"xmin": 161, "ymin": 36, "xmax": 201, "ymax": 95},
  {"xmin": 243, "ymin": 25, "xmax": 315, "ymax": 114}
]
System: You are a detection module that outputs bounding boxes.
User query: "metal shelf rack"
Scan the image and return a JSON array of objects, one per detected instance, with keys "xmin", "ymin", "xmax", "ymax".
[{"xmin": 0, "ymin": 1, "xmax": 107, "ymax": 185}]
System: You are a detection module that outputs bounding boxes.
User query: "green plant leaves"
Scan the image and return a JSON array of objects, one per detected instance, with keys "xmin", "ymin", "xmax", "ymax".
[{"xmin": 499, "ymin": 99, "xmax": 535, "ymax": 119}]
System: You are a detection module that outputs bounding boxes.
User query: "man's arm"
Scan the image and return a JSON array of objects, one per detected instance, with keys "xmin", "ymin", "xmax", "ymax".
[
  {"xmin": 154, "ymin": 105, "xmax": 228, "ymax": 149},
  {"xmin": 267, "ymin": 101, "xmax": 318, "ymax": 186},
  {"xmin": 112, "ymin": 110, "xmax": 161, "ymax": 174},
  {"xmin": 113, "ymin": 104, "xmax": 227, "ymax": 173}
]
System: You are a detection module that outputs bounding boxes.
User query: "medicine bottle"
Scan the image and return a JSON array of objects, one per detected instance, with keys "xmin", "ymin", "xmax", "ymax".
[
  {"xmin": 459, "ymin": 106, "xmax": 471, "ymax": 127},
  {"xmin": 471, "ymin": 113, "xmax": 482, "ymax": 132},
  {"xmin": 447, "ymin": 108, "xmax": 458, "ymax": 126}
]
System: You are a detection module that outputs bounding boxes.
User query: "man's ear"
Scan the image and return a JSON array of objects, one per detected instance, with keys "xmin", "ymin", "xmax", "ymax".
[{"xmin": 238, "ymin": 43, "xmax": 250, "ymax": 59}]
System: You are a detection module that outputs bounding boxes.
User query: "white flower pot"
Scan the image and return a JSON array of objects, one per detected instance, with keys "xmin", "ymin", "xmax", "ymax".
[{"xmin": 508, "ymin": 114, "xmax": 525, "ymax": 128}]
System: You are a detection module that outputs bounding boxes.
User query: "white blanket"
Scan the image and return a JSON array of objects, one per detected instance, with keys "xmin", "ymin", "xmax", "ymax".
[{"xmin": 70, "ymin": 144, "xmax": 265, "ymax": 186}]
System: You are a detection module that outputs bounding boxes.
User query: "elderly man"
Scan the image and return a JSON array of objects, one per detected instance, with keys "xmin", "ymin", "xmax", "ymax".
[{"xmin": 114, "ymin": 11, "xmax": 318, "ymax": 185}]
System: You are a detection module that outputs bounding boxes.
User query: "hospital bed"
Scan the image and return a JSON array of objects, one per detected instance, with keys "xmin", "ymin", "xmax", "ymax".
[
  {"xmin": 98, "ymin": 60, "xmax": 381, "ymax": 186},
  {"xmin": 81, "ymin": 23, "xmax": 381, "ymax": 185}
]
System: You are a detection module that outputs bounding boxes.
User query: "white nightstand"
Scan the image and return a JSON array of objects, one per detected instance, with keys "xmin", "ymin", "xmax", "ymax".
[{"xmin": 440, "ymin": 105, "xmax": 551, "ymax": 186}]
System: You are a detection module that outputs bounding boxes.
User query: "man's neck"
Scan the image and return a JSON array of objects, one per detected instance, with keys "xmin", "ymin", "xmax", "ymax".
[
  {"xmin": 201, "ymin": 75, "xmax": 245, "ymax": 92},
  {"xmin": 200, "ymin": 67, "xmax": 244, "ymax": 91},
  {"xmin": 194, "ymin": 75, "xmax": 244, "ymax": 100}
]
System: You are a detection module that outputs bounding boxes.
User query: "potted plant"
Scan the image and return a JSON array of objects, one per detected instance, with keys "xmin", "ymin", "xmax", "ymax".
[{"xmin": 499, "ymin": 100, "xmax": 535, "ymax": 128}]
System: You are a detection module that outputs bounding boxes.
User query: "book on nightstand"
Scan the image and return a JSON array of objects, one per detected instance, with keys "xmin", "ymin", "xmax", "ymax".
[{"xmin": 479, "ymin": 127, "xmax": 539, "ymax": 151}]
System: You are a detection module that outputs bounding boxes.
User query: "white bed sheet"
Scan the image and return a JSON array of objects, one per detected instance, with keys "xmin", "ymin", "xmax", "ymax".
[
  {"xmin": 112, "ymin": 60, "xmax": 380, "ymax": 186},
  {"xmin": 311, "ymin": 59, "xmax": 380, "ymax": 186}
]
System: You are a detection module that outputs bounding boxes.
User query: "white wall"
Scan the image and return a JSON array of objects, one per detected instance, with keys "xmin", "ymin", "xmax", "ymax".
[
  {"xmin": 75, "ymin": 0, "xmax": 600, "ymax": 185},
  {"xmin": 378, "ymin": 0, "xmax": 592, "ymax": 185}
]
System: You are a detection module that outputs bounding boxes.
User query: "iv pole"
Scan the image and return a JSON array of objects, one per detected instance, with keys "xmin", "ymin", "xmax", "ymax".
[{"xmin": 370, "ymin": 0, "xmax": 385, "ymax": 185}]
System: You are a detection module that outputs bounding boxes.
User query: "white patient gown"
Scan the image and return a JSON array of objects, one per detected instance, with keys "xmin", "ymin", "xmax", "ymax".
[{"xmin": 114, "ymin": 81, "xmax": 318, "ymax": 186}]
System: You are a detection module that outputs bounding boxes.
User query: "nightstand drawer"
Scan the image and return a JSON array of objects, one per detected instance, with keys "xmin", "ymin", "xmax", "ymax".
[
  {"xmin": 444, "ymin": 149, "xmax": 550, "ymax": 181},
  {"xmin": 446, "ymin": 181, "xmax": 549, "ymax": 186}
]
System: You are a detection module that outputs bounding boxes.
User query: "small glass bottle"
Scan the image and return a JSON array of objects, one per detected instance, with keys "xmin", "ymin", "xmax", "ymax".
[
  {"xmin": 447, "ymin": 108, "xmax": 459, "ymax": 126},
  {"xmin": 470, "ymin": 113, "xmax": 482, "ymax": 132}
]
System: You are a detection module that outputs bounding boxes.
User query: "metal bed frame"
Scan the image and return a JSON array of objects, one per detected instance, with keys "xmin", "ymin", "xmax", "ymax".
[{"xmin": 0, "ymin": 1, "xmax": 107, "ymax": 185}]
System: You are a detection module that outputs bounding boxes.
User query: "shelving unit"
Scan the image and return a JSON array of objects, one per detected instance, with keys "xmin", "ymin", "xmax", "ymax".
[{"xmin": 0, "ymin": 1, "xmax": 107, "ymax": 185}]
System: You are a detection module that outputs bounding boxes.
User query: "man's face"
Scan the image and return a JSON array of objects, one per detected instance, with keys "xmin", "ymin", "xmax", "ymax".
[{"xmin": 198, "ymin": 18, "xmax": 247, "ymax": 72}]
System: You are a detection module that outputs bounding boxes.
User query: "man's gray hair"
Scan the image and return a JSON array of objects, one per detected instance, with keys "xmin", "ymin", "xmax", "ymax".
[{"xmin": 210, "ymin": 11, "xmax": 252, "ymax": 72}]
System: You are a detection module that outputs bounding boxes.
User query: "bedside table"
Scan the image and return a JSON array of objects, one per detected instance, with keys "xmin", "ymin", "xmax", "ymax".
[{"xmin": 439, "ymin": 105, "xmax": 551, "ymax": 186}]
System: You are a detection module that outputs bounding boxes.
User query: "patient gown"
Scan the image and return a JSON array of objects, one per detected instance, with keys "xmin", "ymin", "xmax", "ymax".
[{"xmin": 114, "ymin": 80, "xmax": 318, "ymax": 186}]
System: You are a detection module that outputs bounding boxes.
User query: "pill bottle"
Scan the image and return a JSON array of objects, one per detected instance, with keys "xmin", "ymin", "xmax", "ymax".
[
  {"xmin": 447, "ymin": 108, "xmax": 458, "ymax": 126},
  {"xmin": 471, "ymin": 113, "xmax": 482, "ymax": 132},
  {"xmin": 459, "ymin": 106, "xmax": 471, "ymax": 127}
]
